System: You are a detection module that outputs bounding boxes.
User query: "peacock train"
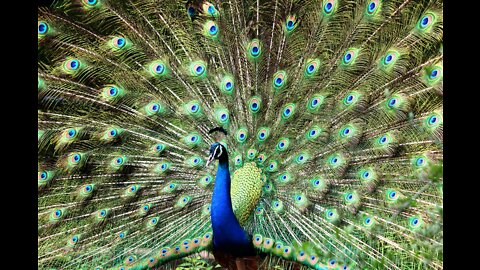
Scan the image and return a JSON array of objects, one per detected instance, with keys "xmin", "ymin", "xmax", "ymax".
[{"xmin": 38, "ymin": 0, "xmax": 443, "ymax": 269}]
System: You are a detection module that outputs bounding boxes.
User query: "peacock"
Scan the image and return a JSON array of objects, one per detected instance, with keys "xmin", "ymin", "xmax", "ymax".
[{"xmin": 37, "ymin": 0, "xmax": 443, "ymax": 269}]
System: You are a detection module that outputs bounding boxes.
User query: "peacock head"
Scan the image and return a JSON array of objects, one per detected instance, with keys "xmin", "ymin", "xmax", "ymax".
[
  {"xmin": 206, "ymin": 127, "xmax": 228, "ymax": 166},
  {"xmin": 206, "ymin": 142, "xmax": 227, "ymax": 166}
]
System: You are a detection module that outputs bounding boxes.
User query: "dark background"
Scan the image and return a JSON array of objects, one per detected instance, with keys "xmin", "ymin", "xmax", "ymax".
[{"xmin": 38, "ymin": 0, "xmax": 55, "ymax": 7}]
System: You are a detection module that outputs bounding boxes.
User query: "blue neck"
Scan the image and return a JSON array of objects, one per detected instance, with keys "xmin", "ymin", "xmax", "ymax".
[{"xmin": 210, "ymin": 158, "xmax": 253, "ymax": 255}]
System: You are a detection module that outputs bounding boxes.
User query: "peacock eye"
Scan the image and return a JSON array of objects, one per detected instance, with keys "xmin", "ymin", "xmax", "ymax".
[
  {"xmin": 324, "ymin": 0, "xmax": 334, "ymax": 13},
  {"xmin": 41, "ymin": 172, "xmax": 47, "ymax": 179},
  {"xmin": 100, "ymin": 210, "xmax": 106, "ymax": 216},
  {"xmin": 109, "ymin": 87, "xmax": 118, "ymax": 96},
  {"xmin": 204, "ymin": 21, "xmax": 219, "ymax": 38},
  {"xmin": 307, "ymin": 64, "xmax": 315, "ymax": 73},
  {"xmin": 72, "ymin": 236, "xmax": 78, "ymax": 242},
  {"xmin": 235, "ymin": 129, "xmax": 248, "ymax": 143},
  {"xmin": 388, "ymin": 99, "xmax": 398, "ymax": 109},
  {"xmin": 72, "ymin": 154, "xmax": 81, "ymax": 162},
  {"xmin": 286, "ymin": 20, "xmax": 295, "ymax": 30},
  {"xmin": 209, "ymin": 25, "xmax": 217, "ymax": 35},
  {"xmin": 420, "ymin": 16, "xmax": 430, "ymax": 28},
  {"xmin": 208, "ymin": 5, "xmax": 215, "ymax": 14},
  {"xmin": 311, "ymin": 255, "xmax": 316, "ymax": 260},
  {"xmin": 416, "ymin": 158, "xmax": 424, "ymax": 166},
  {"xmin": 346, "ymin": 94, "xmax": 354, "ymax": 103},
  {"xmin": 67, "ymin": 129, "xmax": 76, "ymax": 138},
  {"xmin": 195, "ymin": 65, "xmax": 204, "ymax": 75},
  {"xmin": 251, "ymin": 46, "xmax": 259, "ymax": 55},
  {"xmin": 330, "ymin": 260, "xmax": 336, "ymax": 265},
  {"xmin": 272, "ymin": 71, "xmax": 287, "ymax": 89},
  {"xmin": 55, "ymin": 210, "xmax": 62, "ymax": 217},
  {"xmin": 154, "ymin": 64, "xmax": 164, "ymax": 74},
  {"xmin": 408, "ymin": 216, "xmax": 424, "ymax": 230},
  {"xmin": 347, "ymin": 194, "xmax": 353, "ymax": 200},
  {"xmin": 38, "ymin": 22, "xmax": 48, "ymax": 34},
  {"xmin": 429, "ymin": 69, "xmax": 438, "ymax": 79},
  {"xmin": 344, "ymin": 52, "xmax": 352, "ymax": 62},
  {"xmin": 116, "ymin": 38, "xmax": 125, "ymax": 47},
  {"xmin": 68, "ymin": 60, "xmax": 79, "ymax": 70},
  {"xmin": 187, "ymin": 6, "xmax": 195, "ymax": 16},
  {"xmin": 116, "ymin": 157, "xmax": 123, "ymax": 164},
  {"xmin": 281, "ymin": 104, "xmax": 296, "ymax": 119},
  {"xmin": 85, "ymin": 185, "xmax": 92, "ymax": 192},
  {"xmin": 385, "ymin": 54, "xmax": 393, "ymax": 64},
  {"xmin": 109, "ymin": 129, "xmax": 117, "ymax": 136},
  {"xmin": 365, "ymin": 217, "xmax": 371, "ymax": 224},
  {"xmin": 275, "ymin": 77, "xmax": 283, "ymax": 86},
  {"xmin": 390, "ymin": 191, "xmax": 396, "ymax": 198},
  {"xmin": 190, "ymin": 104, "xmax": 198, "ymax": 112}
]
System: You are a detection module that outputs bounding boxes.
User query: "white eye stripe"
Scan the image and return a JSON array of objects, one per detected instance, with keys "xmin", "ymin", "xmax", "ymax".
[
  {"xmin": 217, "ymin": 145, "xmax": 223, "ymax": 157},
  {"xmin": 211, "ymin": 145, "xmax": 219, "ymax": 159}
]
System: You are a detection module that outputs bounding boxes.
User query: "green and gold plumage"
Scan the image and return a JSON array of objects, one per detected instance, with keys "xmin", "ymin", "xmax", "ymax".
[
  {"xmin": 231, "ymin": 162, "xmax": 263, "ymax": 226},
  {"xmin": 38, "ymin": 0, "xmax": 443, "ymax": 269}
]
